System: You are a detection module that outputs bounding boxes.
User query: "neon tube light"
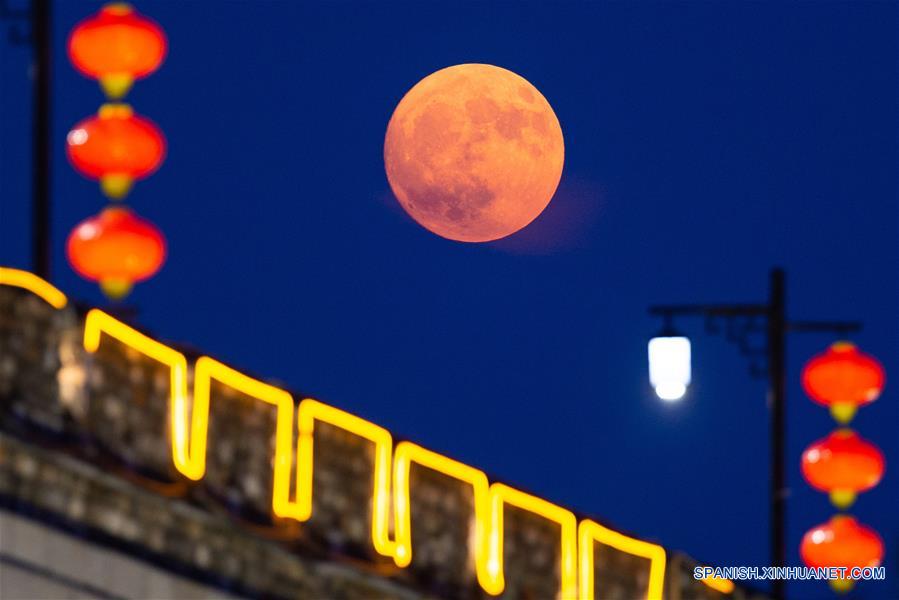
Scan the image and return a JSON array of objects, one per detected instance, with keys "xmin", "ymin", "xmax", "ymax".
[
  {"xmin": 3, "ymin": 268, "xmax": 683, "ymax": 600},
  {"xmin": 0, "ymin": 267, "xmax": 67, "ymax": 308},
  {"xmin": 392, "ymin": 441, "xmax": 494, "ymax": 591},
  {"xmin": 579, "ymin": 519, "xmax": 666, "ymax": 600},
  {"xmin": 487, "ymin": 483, "xmax": 578, "ymax": 598},
  {"xmin": 297, "ymin": 398, "xmax": 396, "ymax": 557}
]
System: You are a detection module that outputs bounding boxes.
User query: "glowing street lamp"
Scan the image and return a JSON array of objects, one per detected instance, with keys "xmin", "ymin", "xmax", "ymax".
[{"xmin": 648, "ymin": 334, "xmax": 691, "ymax": 401}]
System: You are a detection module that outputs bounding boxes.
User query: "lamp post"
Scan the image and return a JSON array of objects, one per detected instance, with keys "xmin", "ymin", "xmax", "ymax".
[
  {"xmin": 31, "ymin": 0, "xmax": 52, "ymax": 280},
  {"xmin": 647, "ymin": 268, "xmax": 861, "ymax": 600},
  {"xmin": 0, "ymin": 0, "xmax": 52, "ymax": 279}
]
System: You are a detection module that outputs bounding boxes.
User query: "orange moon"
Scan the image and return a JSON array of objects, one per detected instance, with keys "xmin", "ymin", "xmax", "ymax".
[{"xmin": 384, "ymin": 64, "xmax": 564, "ymax": 242}]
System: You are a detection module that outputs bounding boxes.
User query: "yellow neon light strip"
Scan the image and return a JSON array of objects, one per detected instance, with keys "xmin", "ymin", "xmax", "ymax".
[
  {"xmin": 0, "ymin": 267, "xmax": 67, "ymax": 308},
  {"xmin": 193, "ymin": 357, "xmax": 301, "ymax": 519},
  {"xmin": 84, "ymin": 313, "xmax": 305, "ymax": 519},
  {"xmin": 578, "ymin": 519, "xmax": 666, "ymax": 600},
  {"xmin": 73, "ymin": 280, "xmax": 675, "ymax": 597},
  {"xmin": 83, "ymin": 309, "xmax": 191, "ymax": 475},
  {"xmin": 487, "ymin": 483, "xmax": 578, "ymax": 599},
  {"xmin": 297, "ymin": 398, "xmax": 395, "ymax": 556},
  {"xmin": 392, "ymin": 442, "xmax": 495, "ymax": 592}
]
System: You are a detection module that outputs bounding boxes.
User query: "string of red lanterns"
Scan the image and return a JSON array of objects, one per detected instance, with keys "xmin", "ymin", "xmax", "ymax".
[
  {"xmin": 65, "ymin": 3, "xmax": 167, "ymax": 300},
  {"xmin": 799, "ymin": 342, "xmax": 886, "ymax": 593}
]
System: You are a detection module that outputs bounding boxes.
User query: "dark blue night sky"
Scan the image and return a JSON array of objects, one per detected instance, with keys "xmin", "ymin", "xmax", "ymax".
[{"xmin": 2, "ymin": 2, "xmax": 896, "ymax": 598}]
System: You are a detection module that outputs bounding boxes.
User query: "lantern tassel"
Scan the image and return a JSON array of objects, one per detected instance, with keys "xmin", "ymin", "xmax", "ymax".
[
  {"xmin": 828, "ymin": 577, "xmax": 855, "ymax": 594},
  {"xmin": 100, "ymin": 73, "xmax": 134, "ymax": 100},
  {"xmin": 100, "ymin": 174, "xmax": 134, "ymax": 200},
  {"xmin": 830, "ymin": 402, "xmax": 857, "ymax": 425},
  {"xmin": 100, "ymin": 279, "xmax": 133, "ymax": 300},
  {"xmin": 829, "ymin": 489, "xmax": 857, "ymax": 510}
]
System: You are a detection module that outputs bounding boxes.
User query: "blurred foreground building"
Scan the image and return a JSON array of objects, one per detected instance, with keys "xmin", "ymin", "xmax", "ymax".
[{"xmin": 0, "ymin": 274, "xmax": 766, "ymax": 599}]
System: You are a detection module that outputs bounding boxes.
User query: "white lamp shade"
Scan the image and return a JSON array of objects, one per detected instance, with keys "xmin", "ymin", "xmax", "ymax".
[{"xmin": 648, "ymin": 336, "xmax": 691, "ymax": 401}]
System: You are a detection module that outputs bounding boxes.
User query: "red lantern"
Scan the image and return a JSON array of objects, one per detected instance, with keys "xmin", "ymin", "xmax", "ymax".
[
  {"xmin": 801, "ymin": 429, "xmax": 885, "ymax": 509},
  {"xmin": 801, "ymin": 516, "xmax": 883, "ymax": 593},
  {"xmin": 67, "ymin": 104, "xmax": 166, "ymax": 200},
  {"xmin": 802, "ymin": 342, "xmax": 885, "ymax": 424},
  {"xmin": 68, "ymin": 3, "xmax": 167, "ymax": 99},
  {"xmin": 67, "ymin": 207, "xmax": 166, "ymax": 299}
]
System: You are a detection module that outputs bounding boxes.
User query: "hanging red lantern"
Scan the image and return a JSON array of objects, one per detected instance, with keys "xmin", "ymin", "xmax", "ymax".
[
  {"xmin": 801, "ymin": 429, "xmax": 885, "ymax": 509},
  {"xmin": 68, "ymin": 3, "xmax": 167, "ymax": 99},
  {"xmin": 801, "ymin": 516, "xmax": 883, "ymax": 593},
  {"xmin": 801, "ymin": 342, "xmax": 885, "ymax": 424},
  {"xmin": 66, "ymin": 103, "xmax": 166, "ymax": 200},
  {"xmin": 67, "ymin": 207, "xmax": 166, "ymax": 299}
]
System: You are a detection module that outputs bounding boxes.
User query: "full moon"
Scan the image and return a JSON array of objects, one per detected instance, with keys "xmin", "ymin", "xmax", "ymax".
[{"xmin": 384, "ymin": 64, "xmax": 564, "ymax": 242}]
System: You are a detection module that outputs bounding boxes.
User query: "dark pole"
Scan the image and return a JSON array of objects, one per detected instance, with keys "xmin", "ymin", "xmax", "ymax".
[
  {"xmin": 768, "ymin": 268, "xmax": 786, "ymax": 600},
  {"xmin": 31, "ymin": 0, "xmax": 51, "ymax": 279}
]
